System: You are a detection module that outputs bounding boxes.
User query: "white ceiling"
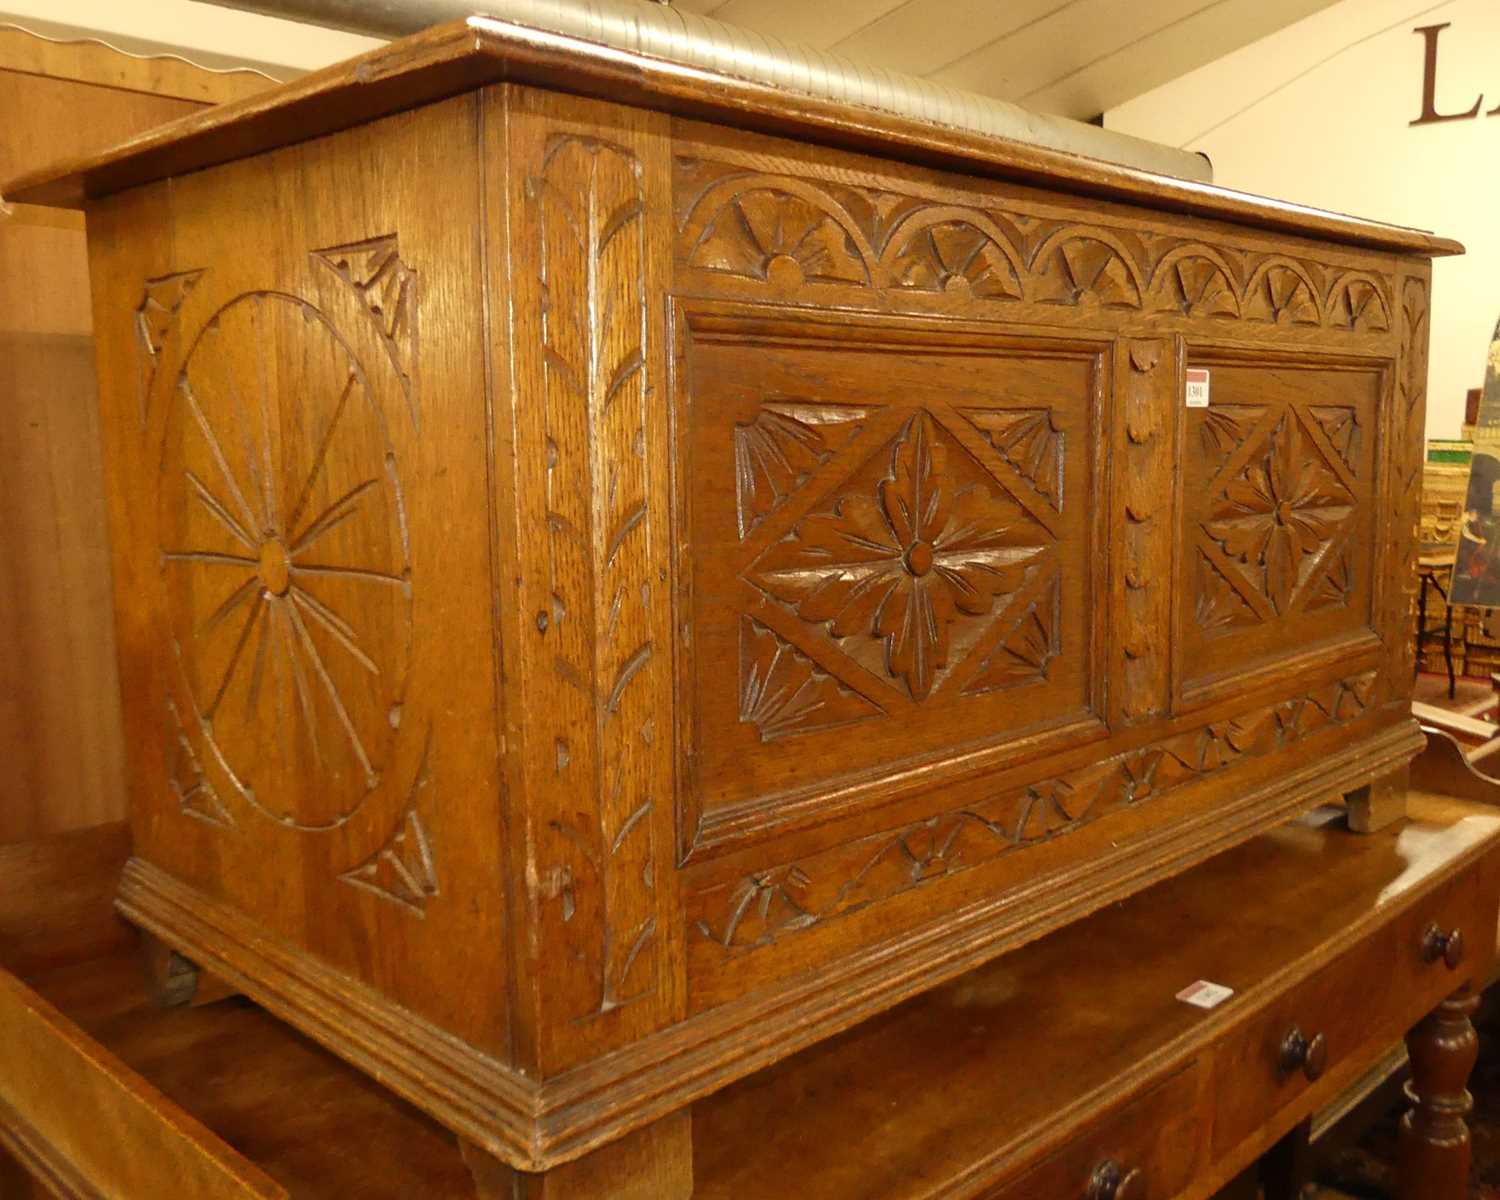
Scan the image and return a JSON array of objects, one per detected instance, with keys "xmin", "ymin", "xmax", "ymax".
[{"xmin": 668, "ymin": 0, "xmax": 1341, "ymax": 119}]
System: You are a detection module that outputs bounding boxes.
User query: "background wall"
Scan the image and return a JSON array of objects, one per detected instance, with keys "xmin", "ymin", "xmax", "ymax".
[{"xmin": 1106, "ymin": 0, "xmax": 1500, "ymax": 439}]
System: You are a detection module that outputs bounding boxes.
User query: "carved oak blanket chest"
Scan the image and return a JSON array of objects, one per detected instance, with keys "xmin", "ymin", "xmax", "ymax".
[{"xmin": 5, "ymin": 10, "xmax": 1457, "ymax": 1187}]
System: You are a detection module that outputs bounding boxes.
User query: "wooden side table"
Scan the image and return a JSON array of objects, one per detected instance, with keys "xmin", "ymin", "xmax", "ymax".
[{"xmin": 2, "ymin": 794, "xmax": 1499, "ymax": 1198}]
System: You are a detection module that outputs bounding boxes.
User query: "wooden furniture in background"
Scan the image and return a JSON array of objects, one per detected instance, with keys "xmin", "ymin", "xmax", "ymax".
[
  {"xmin": 1, "ymin": 794, "xmax": 1497, "ymax": 1198},
  {"xmin": 5, "ymin": 13, "xmax": 1456, "ymax": 1193},
  {"xmin": 0, "ymin": 26, "xmax": 271, "ymax": 844}
]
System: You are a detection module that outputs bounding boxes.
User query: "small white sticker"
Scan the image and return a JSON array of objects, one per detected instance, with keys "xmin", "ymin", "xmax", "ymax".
[
  {"xmin": 1185, "ymin": 368, "xmax": 1211, "ymax": 408},
  {"xmin": 1176, "ymin": 980, "xmax": 1234, "ymax": 1010}
]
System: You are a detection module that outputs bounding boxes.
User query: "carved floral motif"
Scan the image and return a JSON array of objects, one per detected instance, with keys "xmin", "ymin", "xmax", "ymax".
[
  {"xmin": 733, "ymin": 402, "xmax": 871, "ymax": 538},
  {"xmin": 686, "ymin": 186, "xmax": 868, "ymax": 287},
  {"xmin": 134, "ymin": 269, "xmax": 205, "ymax": 420},
  {"xmin": 964, "ymin": 574, "xmax": 1059, "ymax": 693},
  {"xmin": 959, "ymin": 407, "xmax": 1063, "ymax": 510},
  {"xmin": 886, "ymin": 218, "xmax": 1022, "ymax": 299},
  {"xmin": 1204, "ymin": 414, "xmax": 1353, "ymax": 614},
  {"xmin": 1146, "ymin": 253, "xmax": 1239, "ymax": 318},
  {"xmin": 1031, "ymin": 233, "xmax": 1141, "ymax": 307},
  {"xmin": 739, "ymin": 617, "xmax": 882, "ymax": 740},
  {"xmin": 1198, "ymin": 406, "xmax": 1266, "ymax": 472},
  {"xmin": 1244, "ymin": 263, "xmax": 1321, "ymax": 326},
  {"xmin": 314, "ymin": 235, "xmax": 419, "ymax": 423},
  {"xmin": 1196, "ymin": 552, "xmax": 1258, "ymax": 636},
  {"xmin": 165, "ymin": 698, "xmax": 233, "ymax": 828},
  {"xmin": 339, "ymin": 749, "xmax": 438, "ymax": 916},
  {"xmin": 748, "ymin": 411, "xmax": 1046, "ymax": 700},
  {"xmin": 1328, "ymin": 275, "xmax": 1392, "ymax": 332},
  {"xmin": 1308, "ymin": 405, "xmax": 1361, "ymax": 474},
  {"xmin": 694, "ymin": 669, "xmax": 1379, "ymax": 951}
]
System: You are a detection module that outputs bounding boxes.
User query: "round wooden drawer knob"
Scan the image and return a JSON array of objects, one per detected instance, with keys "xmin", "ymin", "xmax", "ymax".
[
  {"xmin": 1422, "ymin": 923, "xmax": 1465, "ymax": 970},
  {"xmin": 1087, "ymin": 1160, "xmax": 1144, "ymax": 1200},
  {"xmin": 1278, "ymin": 1026, "xmax": 1328, "ymax": 1082}
]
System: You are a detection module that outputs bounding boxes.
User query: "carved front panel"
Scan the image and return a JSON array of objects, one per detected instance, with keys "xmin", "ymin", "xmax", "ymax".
[
  {"xmin": 679, "ymin": 315, "xmax": 1103, "ymax": 837},
  {"xmin": 1178, "ymin": 352, "xmax": 1383, "ymax": 694}
]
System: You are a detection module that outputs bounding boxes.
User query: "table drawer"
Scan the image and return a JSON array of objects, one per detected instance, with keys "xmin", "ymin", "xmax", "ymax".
[
  {"xmin": 1212, "ymin": 864, "xmax": 1486, "ymax": 1157},
  {"xmin": 0, "ymin": 966, "xmax": 285, "ymax": 1200},
  {"xmin": 982, "ymin": 1066, "xmax": 1200, "ymax": 1200}
]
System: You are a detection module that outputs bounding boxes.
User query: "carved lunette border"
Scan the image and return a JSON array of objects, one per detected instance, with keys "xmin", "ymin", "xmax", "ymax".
[{"xmin": 671, "ymin": 158, "xmax": 1398, "ymax": 338}]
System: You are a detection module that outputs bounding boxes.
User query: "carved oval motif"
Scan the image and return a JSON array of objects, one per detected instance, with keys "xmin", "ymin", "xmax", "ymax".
[{"xmin": 158, "ymin": 292, "xmax": 413, "ymax": 830}]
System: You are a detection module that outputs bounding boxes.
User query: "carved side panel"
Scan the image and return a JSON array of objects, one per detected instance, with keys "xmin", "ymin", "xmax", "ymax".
[
  {"xmin": 94, "ymin": 96, "xmax": 505, "ymax": 1058},
  {"xmin": 502, "ymin": 90, "xmax": 679, "ymax": 1072},
  {"xmin": 1114, "ymin": 338, "xmax": 1175, "ymax": 724}
]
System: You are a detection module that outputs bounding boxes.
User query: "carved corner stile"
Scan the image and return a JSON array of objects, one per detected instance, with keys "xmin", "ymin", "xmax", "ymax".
[{"xmin": 500, "ymin": 86, "xmax": 684, "ymax": 1076}]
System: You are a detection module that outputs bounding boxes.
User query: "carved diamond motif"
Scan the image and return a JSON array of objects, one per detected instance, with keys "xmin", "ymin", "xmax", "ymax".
[
  {"xmin": 747, "ymin": 411, "xmax": 1047, "ymax": 700},
  {"xmin": 1203, "ymin": 412, "xmax": 1354, "ymax": 614}
]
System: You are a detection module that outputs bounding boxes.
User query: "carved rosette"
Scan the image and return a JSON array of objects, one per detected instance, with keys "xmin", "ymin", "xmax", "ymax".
[
  {"xmin": 138, "ymin": 227, "xmax": 436, "ymax": 918},
  {"xmin": 158, "ymin": 291, "xmax": 414, "ymax": 833},
  {"xmin": 745, "ymin": 409, "xmax": 1052, "ymax": 702}
]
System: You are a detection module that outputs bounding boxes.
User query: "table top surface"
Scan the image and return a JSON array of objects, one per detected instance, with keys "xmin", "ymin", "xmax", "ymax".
[{"xmin": 4, "ymin": 792, "xmax": 1497, "ymax": 1198}]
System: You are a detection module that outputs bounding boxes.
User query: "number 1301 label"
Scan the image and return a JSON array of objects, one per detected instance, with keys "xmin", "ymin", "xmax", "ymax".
[{"xmin": 1185, "ymin": 368, "xmax": 1211, "ymax": 408}]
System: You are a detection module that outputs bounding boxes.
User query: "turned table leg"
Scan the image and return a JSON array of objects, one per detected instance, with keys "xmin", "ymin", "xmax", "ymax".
[
  {"xmin": 1400, "ymin": 986, "xmax": 1480, "ymax": 1200},
  {"xmin": 461, "ymin": 1110, "xmax": 692, "ymax": 1199}
]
